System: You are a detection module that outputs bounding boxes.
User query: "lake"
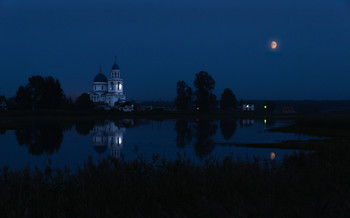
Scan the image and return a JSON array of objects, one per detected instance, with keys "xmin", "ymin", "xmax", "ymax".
[{"xmin": 0, "ymin": 119, "xmax": 320, "ymax": 170}]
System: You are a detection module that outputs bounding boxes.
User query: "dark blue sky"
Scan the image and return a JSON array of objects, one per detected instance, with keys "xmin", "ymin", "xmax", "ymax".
[{"xmin": 1, "ymin": 0, "xmax": 350, "ymax": 100}]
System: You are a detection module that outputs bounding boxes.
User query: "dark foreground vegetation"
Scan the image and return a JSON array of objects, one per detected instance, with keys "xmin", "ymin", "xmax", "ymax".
[{"xmin": 1, "ymin": 139, "xmax": 350, "ymax": 217}]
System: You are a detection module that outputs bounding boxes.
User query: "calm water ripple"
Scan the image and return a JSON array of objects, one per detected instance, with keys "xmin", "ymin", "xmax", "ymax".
[{"xmin": 0, "ymin": 119, "xmax": 321, "ymax": 170}]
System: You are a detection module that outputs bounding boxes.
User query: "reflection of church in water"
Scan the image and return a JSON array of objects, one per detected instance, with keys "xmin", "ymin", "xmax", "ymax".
[{"xmin": 92, "ymin": 120, "xmax": 129, "ymax": 158}]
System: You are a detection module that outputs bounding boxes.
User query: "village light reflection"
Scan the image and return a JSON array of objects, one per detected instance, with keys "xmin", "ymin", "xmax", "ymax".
[{"xmin": 270, "ymin": 152, "xmax": 276, "ymax": 161}]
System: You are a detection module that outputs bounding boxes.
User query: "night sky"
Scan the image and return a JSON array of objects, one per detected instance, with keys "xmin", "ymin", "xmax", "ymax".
[{"xmin": 1, "ymin": 0, "xmax": 350, "ymax": 101}]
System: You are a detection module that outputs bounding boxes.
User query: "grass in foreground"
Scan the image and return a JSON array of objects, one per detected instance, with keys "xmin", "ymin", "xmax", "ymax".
[{"xmin": 0, "ymin": 139, "xmax": 350, "ymax": 217}]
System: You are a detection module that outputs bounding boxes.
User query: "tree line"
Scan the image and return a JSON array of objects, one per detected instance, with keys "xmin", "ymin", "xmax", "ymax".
[
  {"xmin": 175, "ymin": 71, "xmax": 237, "ymax": 112},
  {"xmin": 11, "ymin": 75, "xmax": 93, "ymax": 111},
  {"xmin": 11, "ymin": 72, "xmax": 238, "ymax": 112}
]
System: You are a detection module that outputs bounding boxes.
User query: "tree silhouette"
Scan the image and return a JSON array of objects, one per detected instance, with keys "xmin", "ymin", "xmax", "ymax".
[
  {"xmin": 193, "ymin": 120, "xmax": 217, "ymax": 158},
  {"xmin": 220, "ymin": 120, "xmax": 237, "ymax": 140},
  {"xmin": 174, "ymin": 120, "xmax": 193, "ymax": 148},
  {"xmin": 193, "ymin": 71, "xmax": 217, "ymax": 111},
  {"xmin": 75, "ymin": 93, "xmax": 94, "ymax": 110},
  {"xmin": 15, "ymin": 86, "xmax": 32, "ymax": 110},
  {"xmin": 75, "ymin": 120, "xmax": 96, "ymax": 135},
  {"xmin": 15, "ymin": 124, "xmax": 65, "ymax": 155},
  {"xmin": 15, "ymin": 75, "xmax": 65, "ymax": 110},
  {"xmin": 220, "ymin": 88, "xmax": 237, "ymax": 110},
  {"xmin": 175, "ymin": 81, "xmax": 193, "ymax": 111}
]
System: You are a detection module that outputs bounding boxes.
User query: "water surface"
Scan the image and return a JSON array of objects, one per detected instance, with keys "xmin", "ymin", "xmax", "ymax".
[{"xmin": 0, "ymin": 119, "xmax": 320, "ymax": 170}]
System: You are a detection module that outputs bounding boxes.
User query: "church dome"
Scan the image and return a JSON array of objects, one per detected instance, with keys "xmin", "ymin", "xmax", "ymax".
[
  {"xmin": 93, "ymin": 73, "xmax": 108, "ymax": 82},
  {"xmin": 112, "ymin": 63, "xmax": 120, "ymax": 70}
]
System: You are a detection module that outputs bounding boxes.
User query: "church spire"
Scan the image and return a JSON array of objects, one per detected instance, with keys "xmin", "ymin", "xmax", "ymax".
[
  {"xmin": 99, "ymin": 66, "xmax": 102, "ymax": 74},
  {"xmin": 112, "ymin": 56, "xmax": 120, "ymax": 70}
]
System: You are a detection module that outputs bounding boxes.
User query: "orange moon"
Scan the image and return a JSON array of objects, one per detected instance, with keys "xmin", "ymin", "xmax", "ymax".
[{"xmin": 271, "ymin": 41, "xmax": 277, "ymax": 50}]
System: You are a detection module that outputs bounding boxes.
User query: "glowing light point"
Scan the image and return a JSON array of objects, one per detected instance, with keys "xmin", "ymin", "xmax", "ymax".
[
  {"xmin": 264, "ymin": 119, "xmax": 267, "ymax": 125},
  {"xmin": 264, "ymin": 105, "xmax": 267, "ymax": 109}
]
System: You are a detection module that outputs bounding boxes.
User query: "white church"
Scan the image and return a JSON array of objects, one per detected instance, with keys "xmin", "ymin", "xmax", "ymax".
[{"xmin": 90, "ymin": 57, "xmax": 126, "ymax": 107}]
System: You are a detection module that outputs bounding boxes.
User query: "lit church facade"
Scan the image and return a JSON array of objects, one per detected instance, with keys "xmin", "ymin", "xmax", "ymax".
[{"xmin": 90, "ymin": 57, "xmax": 126, "ymax": 107}]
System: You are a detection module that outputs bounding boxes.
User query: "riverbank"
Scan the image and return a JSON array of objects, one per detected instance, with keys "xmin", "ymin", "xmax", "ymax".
[{"xmin": 270, "ymin": 113, "xmax": 350, "ymax": 138}]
